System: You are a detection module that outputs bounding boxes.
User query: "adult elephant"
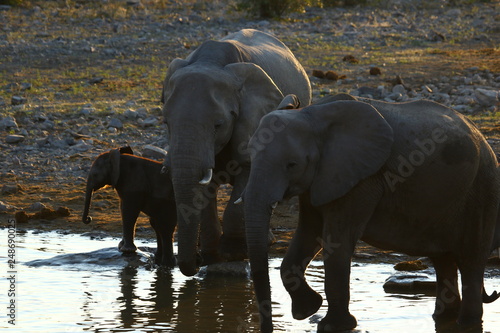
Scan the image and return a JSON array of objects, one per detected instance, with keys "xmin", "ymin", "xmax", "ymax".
[
  {"xmin": 161, "ymin": 29, "xmax": 311, "ymax": 276},
  {"xmin": 241, "ymin": 95, "xmax": 500, "ymax": 332}
]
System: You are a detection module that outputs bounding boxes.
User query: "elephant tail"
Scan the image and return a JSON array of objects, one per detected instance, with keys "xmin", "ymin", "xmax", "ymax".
[{"xmin": 482, "ymin": 287, "xmax": 499, "ymax": 304}]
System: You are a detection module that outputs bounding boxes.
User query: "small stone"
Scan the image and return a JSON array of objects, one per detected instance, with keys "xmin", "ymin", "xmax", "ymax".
[
  {"xmin": 89, "ymin": 77, "xmax": 104, "ymax": 84},
  {"xmin": 29, "ymin": 202, "xmax": 47, "ymax": 212},
  {"xmin": 383, "ymin": 273, "xmax": 436, "ymax": 294},
  {"xmin": 2, "ymin": 184, "xmax": 23, "ymax": 195},
  {"xmin": 342, "ymin": 55, "xmax": 359, "ymax": 64},
  {"xmin": 5, "ymin": 135, "xmax": 25, "ymax": 144},
  {"xmin": 56, "ymin": 206, "xmax": 71, "ymax": 217},
  {"xmin": 325, "ymin": 71, "xmax": 339, "ymax": 81},
  {"xmin": 394, "ymin": 260, "xmax": 428, "ymax": 271},
  {"xmin": 108, "ymin": 118, "xmax": 123, "ymax": 129},
  {"xmin": 312, "ymin": 69, "xmax": 325, "ymax": 79},
  {"xmin": 141, "ymin": 116, "xmax": 158, "ymax": 127},
  {"xmin": 11, "ymin": 96, "xmax": 26, "ymax": 105},
  {"xmin": 124, "ymin": 109, "xmax": 138, "ymax": 119},
  {"xmin": 474, "ymin": 88, "xmax": 499, "ymax": 107},
  {"xmin": 392, "ymin": 84, "xmax": 406, "ymax": 95},
  {"xmin": 80, "ymin": 105, "xmax": 95, "ymax": 116},
  {"xmin": 20, "ymin": 82, "xmax": 32, "ymax": 91},
  {"xmin": 369, "ymin": 67, "xmax": 382, "ymax": 75},
  {"xmin": 0, "ymin": 201, "xmax": 16, "ymax": 212},
  {"xmin": 15, "ymin": 211, "xmax": 30, "ymax": 223}
]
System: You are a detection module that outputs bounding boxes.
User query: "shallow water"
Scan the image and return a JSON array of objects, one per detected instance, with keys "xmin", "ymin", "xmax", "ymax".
[{"xmin": 1, "ymin": 229, "xmax": 499, "ymax": 333}]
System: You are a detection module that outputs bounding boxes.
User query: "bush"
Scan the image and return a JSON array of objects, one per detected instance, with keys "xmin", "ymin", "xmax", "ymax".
[
  {"xmin": 236, "ymin": 0, "xmax": 372, "ymax": 18},
  {"xmin": 0, "ymin": 0, "xmax": 27, "ymax": 5},
  {"xmin": 236, "ymin": 0, "xmax": 320, "ymax": 18}
]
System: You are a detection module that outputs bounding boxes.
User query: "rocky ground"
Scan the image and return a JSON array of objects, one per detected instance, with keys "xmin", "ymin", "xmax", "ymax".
[{"xmin": 0, "ymin": 0, "xmax": 499, "ymax": 263}]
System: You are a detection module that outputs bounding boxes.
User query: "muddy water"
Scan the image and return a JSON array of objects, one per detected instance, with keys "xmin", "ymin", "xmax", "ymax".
[{"xmin": 1, "ymin": 229, "xmax": 499, "ymax": 333}]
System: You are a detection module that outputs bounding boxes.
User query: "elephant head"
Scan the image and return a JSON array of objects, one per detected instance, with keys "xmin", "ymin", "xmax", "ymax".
[
  {"xmin": 242, "ymin": 98, "xmax": 394, "ymax": 331},
  {"xmin": 161, "ymin": 55, "xmax": 285, "ymax": 276},
  {"xmin": 82, "ymin": 146, "xmax": 133, "ymax": 224}
]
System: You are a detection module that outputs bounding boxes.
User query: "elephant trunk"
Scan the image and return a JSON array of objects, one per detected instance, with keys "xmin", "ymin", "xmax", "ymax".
[
  {"xmin": 168, "ymin": 121, "xmax": 215, "ymax": 276},
  {"xmin": 244, "ymin": 195, "xmax": 275, "ymax": 332},
  {"xmin": 82, "ymin": 179, "xmax": 93, "ymax": 224},
  {"xmin": 170, "ymin": 148, "xmax": 214, "ymax": 276},
  {"xmin": 173, "ymin": 180, "xmax": 203, "ymax": 276}
]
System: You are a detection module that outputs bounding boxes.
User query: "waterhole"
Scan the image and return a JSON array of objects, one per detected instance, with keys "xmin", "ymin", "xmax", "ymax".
[{"xmin": 1, "ymin": 229, "xmax": 499, "ymax": 332}]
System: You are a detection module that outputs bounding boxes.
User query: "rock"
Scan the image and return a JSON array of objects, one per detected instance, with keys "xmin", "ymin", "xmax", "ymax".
[
  {"xmin": 392, "ymin": 84, "xmax": 406, "ymax": 95},
  {"xmin": 15, "ymin": 211, "xmax": 29, "ymax": 223},
  {"xmin": 474, "ymin": 88, "xmax": 499, "ymax": 107},
  {"xmin": 370, "ymin": 67, "xmax": 382, "ymax": 75},
  {"xmin": 29, "ymin": 202, "xmax": 48, "ymax": 212},
  {"xmin": 108, "ymin": 118, "xmax": 123, "ymax": 129},
  {"xmin": 5, "ymin": 134, "xmax": 25, "ymax": 144},
  {"xmin": 11, "ymin": 95, "xmax": 26, "ymax": 105},
  {"xmin": 140, "ymin": 116, "xmax": 159, "ymax": 127},
  {"xmin": 2, "ymin": 184, "xmax": 23, "ymax": 195},
  {"xmin": 80, "ymin": 105, "xmax": 96, "ymax": 116},
  {"xmin": 394, "ymin": 259, "xmax": 428, "ymax": 271},
  {"xmin": 202, "ymin": 261, "xmax": 249, "ymax": 277},
  {"xmin": 312, "ymin": 69, "xmax": 325, "ymax": 79},
  {"xmin": 124, "ymin": 109, "xmax": 138, "ymax": 119},
  {"xmin": 383, "ymin": 273, "xmax": 436, "ymax": 295},
  {"xmin": 0, "ymin": 201, "xmax": 16, "ymax": 212},
  {"xmin": 342, "ymin": 55, "xmax": 359, "ymax": 64},
  {"xmin": 325, "ymin": 71, "xmax": 339, "ymax": 80},
  {"xmin": 142, "ymin": 145, "xmax": 167, "ymax": 160},
  {"xmin": 1, "ymin": 116, "xmax": 19, "ymax": 129}
]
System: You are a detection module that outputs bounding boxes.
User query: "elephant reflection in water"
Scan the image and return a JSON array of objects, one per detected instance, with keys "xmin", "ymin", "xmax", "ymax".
[{"xmin": 114, "ymin": 266, "xmax": 257, "ymax": 331}]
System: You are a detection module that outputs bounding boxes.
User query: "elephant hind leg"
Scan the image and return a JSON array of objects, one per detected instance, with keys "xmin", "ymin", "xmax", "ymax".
[
  {"xmin": 456, "ymin": 265, "xmax": 485, "ymax": 328},
  {"xmin": 430, "ymin": 255, "xmax": 461, "ymax": 323}
]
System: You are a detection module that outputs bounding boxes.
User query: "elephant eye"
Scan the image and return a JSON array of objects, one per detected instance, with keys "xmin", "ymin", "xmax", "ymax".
[
  {"xmin": 214, "ymin": 120, "xmax": 224, "ymax": 131},
  {"xmin": 286, "ymin": 162, "xmax": 298, "ymax": 171}
]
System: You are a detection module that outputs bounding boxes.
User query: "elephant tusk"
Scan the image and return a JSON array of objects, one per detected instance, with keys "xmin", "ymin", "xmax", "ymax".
[
  {"xmin": 271, "ymin": 202, "xmax": 278, "ymax": 209},
  {"xmin": 199, "ymin": 168, "xmax": 213, "ymax": 185},
  {"xmin": 234, "ymin": 197, "xmax": 243, "ymax": 205}
]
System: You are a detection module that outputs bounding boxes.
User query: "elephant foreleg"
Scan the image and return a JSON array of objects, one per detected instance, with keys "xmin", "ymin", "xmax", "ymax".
[
  {"xmin": 281, "ymin": 194, "xmax": 323, "ymax": 320},
  {"xmin": 119, "ymin": 199, "xmax": 141, "ymax": 254},
  {"xmin": 221, "ymin": 168, "xmax": 250, "ymax": 261},
  {"xmin": 318, "ymin": 181, "xmax": 382, "ymax": 332},
  {"xmin": 430, "ymin": 255, "xmax": 461, "ymax": 323}
]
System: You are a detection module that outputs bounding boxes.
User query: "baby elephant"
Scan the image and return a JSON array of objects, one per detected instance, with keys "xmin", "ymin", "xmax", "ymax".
[{"xmin": 82, "ymin": 146, "xmax": 176, "ymax": 267}]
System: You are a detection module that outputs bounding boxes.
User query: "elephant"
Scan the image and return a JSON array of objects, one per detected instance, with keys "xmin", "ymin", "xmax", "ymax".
[
  {"xmin": 82, "ymin": 146, "xmax": 177, "ymax": 267},
  {"xmin": 161, "ymin": 28, "xmax": 312, "ymax": 276},
  {"xmin": 240, "ymin": 95, "xmax": 500, "ymax": 332}
]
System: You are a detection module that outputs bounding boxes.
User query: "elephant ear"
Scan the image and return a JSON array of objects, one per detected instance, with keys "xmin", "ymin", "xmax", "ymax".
[
  {"xmin": 110, "ymin": 148, "xmax": 121, "ymax": 187},
  {"xmin": 309, "ymin": 101, "xmax": 394, "ymax": 206},
  {"xmin": 161, "ymin": 58, "xmax": 189, "ymax": 104},
  {"xmin": 225, "ymin": 62, "xmax": 284, "ymax": 162},
  {"xmin": 277, "ymin": 94, "xmax": 300, "ymax": 110},
  {"xmin": 119, "ymin": 146, "xmax": 133, "ymax": 155}
]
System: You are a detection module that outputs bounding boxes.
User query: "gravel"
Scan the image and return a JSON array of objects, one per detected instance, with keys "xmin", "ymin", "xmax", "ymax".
[{"xmin": 0, "ymin": 0, "xmax": 498, "ymax": 215}]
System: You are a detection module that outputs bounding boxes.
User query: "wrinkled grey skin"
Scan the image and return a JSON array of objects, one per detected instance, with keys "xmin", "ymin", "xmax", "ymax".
[
  {"xmin": 242, "ymin": 95, "xmax": 500, "ymax": 332},
  {"xmin": 82, "ymin": 147, "xmax": 177, "ymax": 267},
  {"xmin": 161, "ymin": 28, "xmax": 312, "ymax": 276}
]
